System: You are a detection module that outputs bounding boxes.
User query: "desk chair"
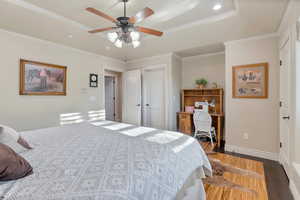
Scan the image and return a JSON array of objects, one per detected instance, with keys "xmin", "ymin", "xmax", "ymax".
[{"xmin": 193, "ymin": 110, "xmax": 216, "ymax": 146}]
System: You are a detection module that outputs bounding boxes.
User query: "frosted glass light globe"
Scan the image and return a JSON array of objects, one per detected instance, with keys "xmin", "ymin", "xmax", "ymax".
[
  {"xmin": 107, "ymin": 32, "xmax": 118, "ymax": 43},
  {"xmin": 132, "ymin": 40, "xmax": 141, "ymax": 48},
  {"xmin": 130, "ymin": 31, "xmax": 140, "ymax": 41},
  {"xmin": 114, "ymin": 39, "xmax": 123, "ymax": 48}
]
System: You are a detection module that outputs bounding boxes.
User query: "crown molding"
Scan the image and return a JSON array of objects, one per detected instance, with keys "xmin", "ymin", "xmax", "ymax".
[
  {"xmin": 164, "ymin": 0, "xmax": 240, "ymax": 35},
  {"xmin": 0, "ymin": 28, "xmax": 125, "ymax": 65},
  {"xmin": 277, "ymin": 0, "xmax": 293, "ymax": 34},
  {"xmin": 126, "ymin": 53, "xmax": 173, "ymax": 64},
  {"xmin": 171, "ymin": 53, "xmax": 182, "ymax": 61},
  {"xmin": 2, "ymin": 0, "xmax": 110, "ymax": 39},
  {"xmin": 224, "ymin": 33, "xmax": 279, "ymax": 46},
  {"xmin": 3, "ymin": 0, "xmax": 90, "ymax": 30},
  {"xmin": 5, "ymin": 0, "xmax": 239, "ymax": 42},
  {"xmin": 143, "ymin": 0, "xmax": 240, "ymax": 41},
  {"xmin": 182, "ymin": 51, "xmax": 225, "ymax": 60}
]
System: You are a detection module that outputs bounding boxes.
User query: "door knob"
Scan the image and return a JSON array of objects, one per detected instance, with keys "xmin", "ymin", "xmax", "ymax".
[
  {"xmin": 146, "ymin": 104, "xmax": 150, "ymax": 106},
  {"xmin": 136, "ymin": 104, "xmax": 141, "ymax": 107},
  {"xmin": 282, "ymin": 116, "xmax": 290, "ymax": 120}
]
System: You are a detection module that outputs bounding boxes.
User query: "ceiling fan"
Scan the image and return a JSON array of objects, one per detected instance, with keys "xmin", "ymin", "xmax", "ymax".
[{"xmin": 86, "ymin": 0, "xmax": 163, "ymax": 48}]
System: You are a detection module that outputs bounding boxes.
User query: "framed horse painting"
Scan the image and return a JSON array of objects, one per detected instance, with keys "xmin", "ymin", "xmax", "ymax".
[{"xmin": 19, "ymin": 59, "xmax": 67, "ymax": 95}]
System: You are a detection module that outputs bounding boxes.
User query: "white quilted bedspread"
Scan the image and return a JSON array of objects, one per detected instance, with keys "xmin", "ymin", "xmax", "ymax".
[{"xmin": 0, "ymin": 121, "xmax": 211, "ymax": 200}]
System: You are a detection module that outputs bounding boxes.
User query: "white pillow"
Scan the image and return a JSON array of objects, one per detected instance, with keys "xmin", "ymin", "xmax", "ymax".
[{"xmin": 0, "ymin": 125, "xmax": 29, "ymax": 154}]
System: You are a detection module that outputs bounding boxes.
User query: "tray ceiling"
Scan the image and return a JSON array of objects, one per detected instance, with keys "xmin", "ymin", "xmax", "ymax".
[
  {"xmin": 24, "ymin": 0, "xmax": 235, "ymax": 31},
  {"xmin": 0, "ymin": 0, "xmax": 289, "ymax": 60}
]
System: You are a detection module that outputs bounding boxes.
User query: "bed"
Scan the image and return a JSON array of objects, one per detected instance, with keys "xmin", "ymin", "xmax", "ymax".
[{"xmin": 0, "ymin": 121, "xmax": 212, "ymax": 200}]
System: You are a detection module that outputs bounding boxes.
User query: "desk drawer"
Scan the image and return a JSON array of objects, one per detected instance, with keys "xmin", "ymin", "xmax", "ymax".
[{"xmin": 178, "ymin": 113, "xmax": 193, "ymax": 135}]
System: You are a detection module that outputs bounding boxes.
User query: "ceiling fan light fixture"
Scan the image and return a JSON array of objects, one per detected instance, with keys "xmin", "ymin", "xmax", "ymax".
[
  {"xmin": 86, "ymin": 1, "xmax": 163, "ymax": 49},
  {"xmin": 212, "ymin": 0, "xmax": 223, "ymax": 11},
  {"xmin": 130, "ymin": 31, "xmax": 140, "ymax": 41},
  {"xmin": 107, "ymin": 32, "xmax": 118, "ymax": 43},
  {"xmin": 114, "ymin": 39, "xmax": 123, "ymax": 48},
  {"xmin": 132, "ymin": 40, "xmax": 141, "ymax": 48},
  {"xmin": 213, "ymin": 3, "xmax": 223, "ymax": 10}
]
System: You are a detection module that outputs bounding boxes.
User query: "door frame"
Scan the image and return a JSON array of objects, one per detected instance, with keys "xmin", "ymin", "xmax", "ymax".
[
  {"xmin": 142, "ymin": 64, "xmax": 168, "ymax": 129},
  {"xmin": 104, "ymin": 68, "xmax": 123, "ymax": 122},
  {"xmin": 104, "ymin": 75, "xmax": 116, "ymax": 121},
  {"xmin": 279, "ymin": 32, "xmax": 291, "ymax": 175}
]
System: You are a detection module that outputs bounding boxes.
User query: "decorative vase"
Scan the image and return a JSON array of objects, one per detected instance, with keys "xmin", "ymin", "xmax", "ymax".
[{"xmin": 197, "ymin": 84, "xmax": 205, "ymax": 89}]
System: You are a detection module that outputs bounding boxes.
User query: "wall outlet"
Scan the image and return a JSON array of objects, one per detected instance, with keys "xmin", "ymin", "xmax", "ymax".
[{"xmin": 243, "ymin": 133, "xmax": 249, "ymax": 140}]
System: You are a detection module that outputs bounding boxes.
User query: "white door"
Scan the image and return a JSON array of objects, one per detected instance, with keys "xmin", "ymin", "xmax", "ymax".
[
  {"xmin": 142, "ymin": 68, "xmax": 165, "ymax": 129},
  {"xmin": 122, "ymin": 70, "xmax": 142, "ymax": 125},
  {"xmin": 279, "ymin": 37, "xmax": 291, "ymax": 174},
  {"xmin": 105, "ymin": 76, "xmax": 115, "ymax": 121}
]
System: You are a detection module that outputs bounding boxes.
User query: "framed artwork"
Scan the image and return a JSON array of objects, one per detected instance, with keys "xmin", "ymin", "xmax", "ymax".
[
  {"xmin": 232, "ymin": 63, "xmax": 268, "ymax": 98},
  {"xmin": 89, "ymin": 74, "xmax": 98, "ymax": 88},
  {"xmin": 20, "ymin": 59, "xmax": 67, "ymax": 95}
]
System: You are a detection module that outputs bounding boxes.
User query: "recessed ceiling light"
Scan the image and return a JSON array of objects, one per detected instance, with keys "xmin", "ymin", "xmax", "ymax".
[
  {"xmin": 68, "ymin": 34, "xmax": 73, "ymax": 38},
  {"xmin": 105, "ymin": 46, "xmax": 111, "ymax": 51},
  {"xmin": 213, "ymin": 3, "xmax": 222, "ymax": 11}
]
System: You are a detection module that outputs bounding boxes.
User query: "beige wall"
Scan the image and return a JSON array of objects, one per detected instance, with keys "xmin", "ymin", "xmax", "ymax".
[
  {"xmin": 225, "ymin": 36, "xmax": 280, "ymax": 155},
  {"xmin": 182, "ymin": 53, "xmax": 225, "ymax": 89},
  {"xmin": 0, "ymin": 29, "xmax": 125, "ymax": 131}
]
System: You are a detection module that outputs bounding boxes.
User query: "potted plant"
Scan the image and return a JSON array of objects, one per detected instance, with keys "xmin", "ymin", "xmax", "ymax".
[{"xmin": 195, "ymin": 78, "xmax": 208, "ymax": 89}]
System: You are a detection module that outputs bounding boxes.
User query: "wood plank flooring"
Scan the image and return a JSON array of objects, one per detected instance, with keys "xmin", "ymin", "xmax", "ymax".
[
  {"xmin": 201, "ymin": 142, "xmax": 268, "ymax": 200},
  {"xmin": 200, "ymin": 142, "xmax": 294, "ymax": 200},
  {"xmin": 227, "ymin": 152, "xmax": 294, "ymax": 200}
]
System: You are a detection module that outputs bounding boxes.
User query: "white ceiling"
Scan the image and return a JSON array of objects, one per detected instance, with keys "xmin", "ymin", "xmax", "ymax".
[
  {"xmin": 176, "ymin": 43, "xmax": 225, "ymax": 58},
  {"xmin": 0, "ymin": 0, "xmax": 289, "ymax": 61}
]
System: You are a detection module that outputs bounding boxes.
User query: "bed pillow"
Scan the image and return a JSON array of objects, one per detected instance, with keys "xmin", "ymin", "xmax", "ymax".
[
  {"xmin": 0, "ymin": 143, "xmax": 33, "ymax": 181},
  {"xmin": 0, "ymin": 125, "xmax": 32, "ymax": 154}
]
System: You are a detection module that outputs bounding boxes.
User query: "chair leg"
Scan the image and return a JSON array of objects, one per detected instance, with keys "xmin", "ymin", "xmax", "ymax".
[{"xmin": 209, "ymin": 131, "xmax": 214, "ymax": 146}]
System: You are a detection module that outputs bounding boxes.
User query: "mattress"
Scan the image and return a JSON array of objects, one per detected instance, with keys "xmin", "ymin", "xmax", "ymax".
[{"xmin": 0, "ymin": 121, "xmax": 211, "ymax": 200}]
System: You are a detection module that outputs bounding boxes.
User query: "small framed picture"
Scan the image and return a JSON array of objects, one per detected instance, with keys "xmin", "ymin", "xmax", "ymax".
[
  {"xmin": 232, "ymin": 63, "xmax": 268, "ymax": 98},
  {"xmin": 89, "ymin": 74, "xmax": 98, "ymax": 88}
]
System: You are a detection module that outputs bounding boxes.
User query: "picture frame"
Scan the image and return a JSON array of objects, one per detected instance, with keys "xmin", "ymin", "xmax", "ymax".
[
  {"xmin": 20, "ymin": 59, "xmax": 67, "ymax": 96},
  {"xmin": 89, "ymin": 73, "xmax": 98, "ymax": 88},
  {"xmin": 232, "ymin": 63, "xmax": 268, "ymax": 99}
]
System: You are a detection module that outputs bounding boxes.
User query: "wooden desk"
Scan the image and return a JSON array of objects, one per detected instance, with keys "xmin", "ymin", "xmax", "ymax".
[{"xmin": 177, "ymin": 112, "xmax": 224, "ymax": 148}]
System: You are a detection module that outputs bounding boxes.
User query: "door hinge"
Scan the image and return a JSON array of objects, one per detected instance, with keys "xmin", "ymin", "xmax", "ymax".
[
  {"xmin": 280, "ymin": 60, "xmax": 282, "ymax": 66},
  {"xmin": 280, "ymin": 142, "xmax": 282, "ymax": 148},
  {"xmin": 113, "ymin": 97, "xmax": 116, "ymax": 101},
  {"xmin": 113, "ymin": 113, "xmax": 116, "ymax": 117},
  {"xmin": 279, "ymin": 101, "xmax": 283, "ymax": 107}
]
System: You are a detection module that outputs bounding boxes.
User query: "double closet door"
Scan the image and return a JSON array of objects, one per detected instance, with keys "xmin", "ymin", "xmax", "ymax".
[{"xmin": 122, "ymin": 66, "xmax": 165, "ymax": 129}]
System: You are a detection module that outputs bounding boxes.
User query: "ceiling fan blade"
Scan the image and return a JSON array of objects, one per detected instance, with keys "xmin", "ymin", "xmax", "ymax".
[
  {"xmin": 88, "ymin": 27, "xmax": 116, "ymax": 34},
  {"xmin": 137, "ymin": 27, "xmax": 163, "ymax": 37},
  {"xmin": 129, "ymin": 7, "xmax": 154, "ymax": 24},
  {"xmin": 86, "ymin": 7, "xmax": 117, "ymax": 23}
]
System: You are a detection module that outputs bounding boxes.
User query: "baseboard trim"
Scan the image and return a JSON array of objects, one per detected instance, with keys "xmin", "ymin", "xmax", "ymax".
[
  {"xmin": 225, "ymin": 145, "xmax": 279, "ymax": 161},
  {"xmin": 290, "ymin": 179, "xmax": 300, "ymax": 200}
]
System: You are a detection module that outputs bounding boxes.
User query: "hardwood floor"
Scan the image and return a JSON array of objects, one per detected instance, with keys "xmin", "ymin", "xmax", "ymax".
[
  {"xmin": 200, "ymin": 142, "xmax": 294, "ymax": 200},
  {"xmin": 227, "ymin": 152, "xmax": 294, "ymax": 200}
]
